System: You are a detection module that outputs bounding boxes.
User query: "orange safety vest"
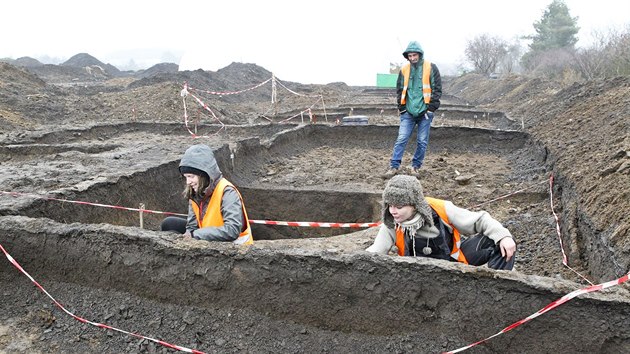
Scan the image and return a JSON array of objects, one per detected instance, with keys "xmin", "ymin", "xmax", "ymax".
[
  {"xmin": 400, "ymin": 60, "xmax": 432, "ymax": 105},
  {"xmin": 190, "ymin": 178, "xmax": 253, "ymax": 245},
  {"xmin": 394, "ymin": 197, "xmax": 468, "ymax": 264}
]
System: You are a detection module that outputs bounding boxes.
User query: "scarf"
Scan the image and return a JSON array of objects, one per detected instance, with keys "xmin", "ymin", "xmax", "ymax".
[{"xmin": 395, "ymin": 213, "xmax": 423, "ymax": 238}]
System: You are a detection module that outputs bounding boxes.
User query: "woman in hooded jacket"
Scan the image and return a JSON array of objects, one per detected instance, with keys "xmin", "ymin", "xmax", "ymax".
[
  {"xmin": 367, "ymin": 175, "xmax": 516, "ymax": 270},
  {"xmin": 161, "ymin": 144, "xmax": 253, "ymax": 245}
]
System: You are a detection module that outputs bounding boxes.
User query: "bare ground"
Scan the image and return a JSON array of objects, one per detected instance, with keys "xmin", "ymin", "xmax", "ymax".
[{"xmin": 0, "ymin": 61, "xmax": 629, "ymax": 353}]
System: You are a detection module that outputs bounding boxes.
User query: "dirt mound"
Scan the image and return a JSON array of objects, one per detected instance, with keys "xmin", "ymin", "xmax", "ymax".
[
  {"xmin": 445, "ymin": 74, "xmax": 563, "ymax": 111},
  {"xmin": 0, "ymin": 63, "xmax": 64, "ymax": 130},
  {"xmin": 0, "ymin": 58, "xmax": 361, "ymax": 133}
]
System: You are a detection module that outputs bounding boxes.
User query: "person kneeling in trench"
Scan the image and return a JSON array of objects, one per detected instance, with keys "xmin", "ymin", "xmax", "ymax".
[
  {"xmin": 160, "ymin": 144, "xmax": 253, "ymax": 245},
  {"xmin": 366, "ymin": 175, "xmax": 516, "ymax": 270}
]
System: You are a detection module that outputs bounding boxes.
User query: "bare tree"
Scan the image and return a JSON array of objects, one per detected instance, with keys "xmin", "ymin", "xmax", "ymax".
[
  {"xmin": 526, "ymin": 47, "xmax": 577, "ymax": 79},
  {"xmin": 500, "ymin": 38, "xmax": 525, "ymax": 74},
  {"xmin": 465, "ymin": 34, "xmax": 508, "ymax": 76},
  {"xmin": 603, "ymin": 26, "xmax": 630, "ymax": 77},
  {"xmin": 574, "ymin": 25, "xmax": 630, "ymax": 79},
  {"xmin": 573, "ymin": 31, "xmax": 608, "ymax": 80}
]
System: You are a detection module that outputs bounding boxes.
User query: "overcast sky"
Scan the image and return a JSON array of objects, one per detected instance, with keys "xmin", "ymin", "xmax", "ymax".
[{"xmin": 2, "ymin": 0, "xmax": 629, "ymax": 85}]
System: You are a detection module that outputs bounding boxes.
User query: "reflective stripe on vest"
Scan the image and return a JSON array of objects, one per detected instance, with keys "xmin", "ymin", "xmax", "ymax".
[
  {"xmin": 190, "ymin": 178, "xmax": 253, "ymax": 245},
  {"xmin": 394, "ymin": 197, "xmax": 468, "ymax": 264},
  {"xmin": 400, "ymin": 60, "xmax": 432, "ymax": 105}
]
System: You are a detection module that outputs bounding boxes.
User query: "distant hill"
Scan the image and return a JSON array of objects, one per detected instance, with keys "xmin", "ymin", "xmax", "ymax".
[
  {"xmin": 137, "ymin": 62, "xmax": 179, "ymax": 79},
  {"xmin": 16, "ymin": 57, "xmax": 44, "ymax": 67},
  {"xmin": 0, "ymin": 56, "xmax": 44, "ymax": 68},
  {"xmin": 2, "ymin": 53, "xmax": 182, "ymax": 81},
  {"xmin": 61, "ymin": 53, "xmax": 121, "ymax": 77},
  {"xmin": 1, "ymin": 53, "xmax": 272, "ymax": 89}
]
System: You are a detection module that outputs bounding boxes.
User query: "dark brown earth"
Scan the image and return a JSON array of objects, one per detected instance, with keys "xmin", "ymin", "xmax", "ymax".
[{"xmin": 0, "ymin": 56, "xmax": 629, "ymax": 353}]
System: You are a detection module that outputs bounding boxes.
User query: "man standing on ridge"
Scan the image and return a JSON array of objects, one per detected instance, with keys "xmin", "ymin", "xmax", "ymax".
[{"xmin": 383, "ymin": 40, "xmax": 442, "ymax": 179}]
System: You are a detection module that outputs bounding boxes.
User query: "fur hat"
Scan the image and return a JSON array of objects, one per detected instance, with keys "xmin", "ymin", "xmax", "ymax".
[{"xmin": 382, "ymin": 175, "xmax": 434, "ymax": 228}]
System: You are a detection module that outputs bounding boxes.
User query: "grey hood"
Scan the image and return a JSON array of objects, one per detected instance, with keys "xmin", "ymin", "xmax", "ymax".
[{"xmin": 179, "ymin": 144, "xmax": 222, "ymax": 183}]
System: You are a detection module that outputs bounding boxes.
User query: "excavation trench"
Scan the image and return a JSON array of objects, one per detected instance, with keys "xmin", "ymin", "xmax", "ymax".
[
  {"xmin": 1, "ymin": 123, "xmax": 629, "ymax": 352},
  {"xmin": 1, "ymin": 216, "xmax": 629, "ymax": 353},
  {"xmin": 8, "ymin": 124, "xmax": 531, "ymax": 239},
  {"xmin": 20, "ymin": 176, "xmax": 381, "ymax": 240}
]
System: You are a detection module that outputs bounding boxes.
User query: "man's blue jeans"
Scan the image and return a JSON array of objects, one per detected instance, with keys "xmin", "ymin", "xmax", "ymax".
[{"xmin": 390, "ymin": 111, "xmax": 434, "ymax": 169}]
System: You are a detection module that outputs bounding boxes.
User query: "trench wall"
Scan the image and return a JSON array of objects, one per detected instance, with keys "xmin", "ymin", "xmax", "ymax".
[
  {"xmin": 1, "ymin": 215, "xmax": 628, "ymax": 353},
  {"xmin": 552, "ymin": 172, "xmax": 630, "ymax": 282},
  {"xmin": 1, "ymin": 123, "xmax": 628, "ymax": 351},
  {"xmin": 229, "ymin": 125, "xmax": 530, "ymax": 185},
  {"xmin": 4, "ymin": 124, "xmax": 528, "ymax": 240},
  {"xmin": 6, "ymin": 123, "xmax": 622, "ymax": 279},
  {"xmin": 275, "ymin": 107, "xmax": 521, "ymax": 130}
]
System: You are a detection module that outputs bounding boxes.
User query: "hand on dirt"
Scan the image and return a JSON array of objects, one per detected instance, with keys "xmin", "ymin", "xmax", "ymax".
[{"xmin": 181, "ymin": 232, "xmax": 193, "ymax": 240}]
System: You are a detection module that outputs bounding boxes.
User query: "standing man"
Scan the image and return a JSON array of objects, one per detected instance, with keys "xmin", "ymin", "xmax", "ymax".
[{"xmin": 383, "ymin": 41, "xmax": 442, "ymax": 179}]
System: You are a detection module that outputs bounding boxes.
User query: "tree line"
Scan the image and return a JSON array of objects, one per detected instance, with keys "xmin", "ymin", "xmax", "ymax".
[{"xmin": 464, "ymin": 0, "xmax": 630, "ymax": 81}]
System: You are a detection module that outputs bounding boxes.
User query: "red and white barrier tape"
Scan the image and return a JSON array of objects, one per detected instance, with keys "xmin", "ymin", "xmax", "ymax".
[
  {"xmin": 0, "ymin": 191, "xmax": 378, "ymax": 229},
  {"xmin": 470, "ymin": 175, "xmax": 593, "ymax": 285},
  {"xmin": 444, "ymin": 270, "xmax": 630, "ymax": 353},
  {"xmin": 3, "ymin": 176, "xmax": 626, "ymax": 352},
  {"xmin": 181, "ymin": 75, "xmax": 326, "ymax": 127},
  {"xmin": 469, "ymin": 179, "xmax": 547, "ymax": 209},
  {"xmin": 274, "ymin": 78, "xmax": 322, "ymax": 98},
  {"xmin": 250, "ymin": 219, "xmax": 380, "ymax": 228},
  {"xmin": 446, "ymin": 173, "xmax": 602, "ymax": 352},
  {"xmin": 181, "ymin": 84, "xmax": 225, "ymax": 138},
  {"xmin": 4, "ymin": 238, "xmax": 628, "ymax": 354},
  {"xmin": 548, "ymin": 174, "xmax": 594, "ymax": 285},
  {"xmin": 186, "ymin": 78, "xmax": 272, "ymax": 96},
  {"xmin": 0, "ymin": 243, "xmax": 206, "ymax": 354},
  {"xmin": 0, "ymin": 190, "xmax": 187, "ymax": 217},
  {"xmin": 0, "ymin": 177, "xmax": 554, "ymax": 230},
  {"xmin": 276, "ymin": 99, "xmax": 323, "ymax": 124}
]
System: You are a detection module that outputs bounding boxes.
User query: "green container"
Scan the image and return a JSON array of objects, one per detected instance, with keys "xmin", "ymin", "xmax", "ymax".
[{"xmin": 376, "ymin": 73, "xmax": 397, "ymax": 88}]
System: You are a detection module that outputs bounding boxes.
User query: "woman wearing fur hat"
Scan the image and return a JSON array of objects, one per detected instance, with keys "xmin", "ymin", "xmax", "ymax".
[
  {"xmin": 367, "ymin": 175, "xmax": 516, "ymax": 270},
  {"xmin": 160, "ymin": 144, "xmax": 253, "ymax": 245}
]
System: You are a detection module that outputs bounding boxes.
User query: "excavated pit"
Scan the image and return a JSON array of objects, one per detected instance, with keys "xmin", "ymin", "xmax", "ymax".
[
  {"xmin": 6, "ymin": 123, "xmax": 532, "ymax": 239},
  {"xmin": 1, "ymin": 120, "xmax": 629, "ymax": 353}
]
